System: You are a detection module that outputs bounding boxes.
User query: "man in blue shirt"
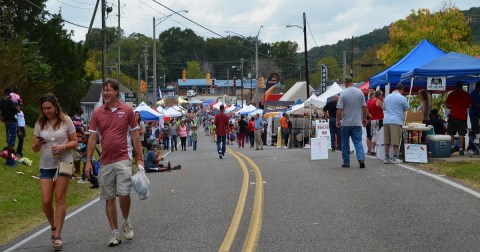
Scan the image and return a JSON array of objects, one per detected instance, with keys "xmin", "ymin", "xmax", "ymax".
[
  {"xmin": 382, "ymin": 83, "xmax": 410, "ymax": 164},
  {"xmin": 467, "ymin": 82, "xmax": 480, "ymax": 155},
  {"xmin": 254, "ymin": 113, "xmax": 264, "ymax": 150}
]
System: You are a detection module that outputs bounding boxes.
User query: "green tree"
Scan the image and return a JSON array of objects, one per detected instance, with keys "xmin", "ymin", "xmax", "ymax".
[
  {"xmin": 186, "ymin": 60, "xmax": 204, "ymax": 78},
  {"xmin": 268, "ymin": 41, "xmax": 299, "ymax": 79},
  {"xmin": 378, "ymin": 6, "xmax": 480, "ymax": 66}
]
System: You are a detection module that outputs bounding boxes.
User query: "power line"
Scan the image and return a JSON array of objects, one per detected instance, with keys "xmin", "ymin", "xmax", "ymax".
[
  {"xmin": 54, "ymin": 0, "xmax": 92, "ymax": 10},
  {"xmin": 24, "ymin": 0, "xmax": 89, "ymax": 28}
]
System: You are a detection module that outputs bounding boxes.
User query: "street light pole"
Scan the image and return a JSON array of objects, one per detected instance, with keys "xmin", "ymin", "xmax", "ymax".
[
  {"xmin": 255, "ymin": 25, "xmax": 263, "ymax": 107},
  {"xmin": 153, "ymin": 10, "xmax": 188, "ymax": 103}
]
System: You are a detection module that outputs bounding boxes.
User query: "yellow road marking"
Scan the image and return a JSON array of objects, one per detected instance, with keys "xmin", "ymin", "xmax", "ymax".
[
  {"xmin": 219, "ymin": 149, "xmax": 250, "ymax": 252},
  {"xmin": 237, "ymin": 152, "xmax": 264, "ymax": 252}
]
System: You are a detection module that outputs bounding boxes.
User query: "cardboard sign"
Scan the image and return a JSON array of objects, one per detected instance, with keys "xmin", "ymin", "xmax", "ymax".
[
  {"xmin": 315, "ymin": 121, "xmax": 330, "ymax": 148},
  {"xmin": 404, "ymin": 143, "xmax": 428, "ymax": 163},
  {"xmin": 311, "ymin": 137, "xmax": 329, "ymax": 160}
]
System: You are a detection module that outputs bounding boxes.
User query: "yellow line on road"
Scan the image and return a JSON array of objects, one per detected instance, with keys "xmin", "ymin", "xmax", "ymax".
[
  {"xmin": 237, "ymin": 152, "xmax": 264, "ymax": 252},
  {"xmin": 219, "ymin": 149, "xmax": 250, "ymax": 252}
]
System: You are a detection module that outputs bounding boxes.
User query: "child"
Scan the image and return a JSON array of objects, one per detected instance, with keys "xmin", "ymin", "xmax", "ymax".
[
  {"xmin": 209, "ymin": 121, "xmax": 216, "ymax": 142},
  {"xmin": 78, "ymin": 134, "xmax": 99, "ymax": 188},
  {"xmin": 228, "ymin": 123, "xmax": 236, "ymax": 145},
  {"xmin": 192, "ymin": 126, "xmax": 198, "ymax": 151}
]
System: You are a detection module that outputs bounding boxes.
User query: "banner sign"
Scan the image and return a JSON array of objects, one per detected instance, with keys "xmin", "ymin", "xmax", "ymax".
[
  {"xmin": 124, "ymin": 93, "xmax": 137, "ymax": 103},
  {"xmin": 263, "ymin": 101, "xmax": 295, "ymax": 113},
  {"xmin": 315, "ymin": 120, "xmax": 331, "ymax": 146},
  {"xmin": 266, "ymin": 73, "xmax": 281, "ymax": 90},
  {"xmin": 427, "ymin": 77, "xmax": 446, "ymax": 91},
  {"xmin": 321, "ymin": 64, "xmax": 328, "ymax": 94}
]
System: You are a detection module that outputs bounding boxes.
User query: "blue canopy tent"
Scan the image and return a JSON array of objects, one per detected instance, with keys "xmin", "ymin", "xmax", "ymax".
[
  {"xmin": 401, "ymin": 52, "xmax": 480, "ymax": 86},
  {"xmin": 370, "ymin": 39, "xmax": 446, "ymax": 89}
]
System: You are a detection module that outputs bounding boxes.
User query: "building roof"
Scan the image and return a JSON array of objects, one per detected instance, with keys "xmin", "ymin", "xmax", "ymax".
[
  {"xmin": 80, "ymin": 79, "xmax": 133, "ymax": 103},
  {"xmin": 177, "ymin": 78, "xmax": 265, "ymax": 88}
]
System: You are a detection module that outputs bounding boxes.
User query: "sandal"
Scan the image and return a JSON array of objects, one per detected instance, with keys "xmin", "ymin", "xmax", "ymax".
[
  {"xmin": 51, "ymin": 226, "xmax": 56, "ymax": 243},
  {"xmin": 53, "ymin": 237, "xmax": 63, "ymax": 251}
]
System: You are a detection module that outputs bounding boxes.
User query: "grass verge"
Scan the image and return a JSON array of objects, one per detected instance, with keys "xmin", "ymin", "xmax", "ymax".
[
  {"xmin": 417, "ymin": 161, "xmax": 480, "ymax": 190},
  {"xmin": 0, "ymin": 124, "xmax": 99, "ymax": 246}
]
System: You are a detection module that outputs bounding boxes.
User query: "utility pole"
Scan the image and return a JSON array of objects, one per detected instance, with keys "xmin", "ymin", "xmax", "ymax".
[
  {"xmin": 351, "ymin": 36, "xmax": 354, "ymax": 78},
  {"xmin": 143, "ymin": 45, "xmax": 149, "ymax": 102},
  {"xmin": 343, "ymin": 50, "xmax": 347, "ymax": 82},
  {"xmin": 117, "ymin": 0, "xmax": 120, "ymax": 82},
  {"xmin": 227, "ymin": 68, "xmax": 230, "ymax": 105},
  {"xmin": 101, "ymin": 0, "xmax": 106, "ymax": 83},
  {"xmin": 137, "ymin": 63, "xmax": 141, "ymax": 104},
  {"xmin": 303, "ymin": 12, "xmax": 310, "ymax": 100},
  {"xmin": 240, "ymin": 58, "xmax": 244, "ymax": 108}
]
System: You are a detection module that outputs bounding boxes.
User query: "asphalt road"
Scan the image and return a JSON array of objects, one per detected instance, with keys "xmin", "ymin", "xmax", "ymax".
[{"xmin": 3, "ymin": 131, "xmax": 480, "ymax": 251}]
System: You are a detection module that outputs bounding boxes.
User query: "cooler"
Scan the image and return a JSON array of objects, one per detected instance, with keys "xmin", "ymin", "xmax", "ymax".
[{"xmin": 426, "ymin": 135, "xmax": 451, "ymax": 158}]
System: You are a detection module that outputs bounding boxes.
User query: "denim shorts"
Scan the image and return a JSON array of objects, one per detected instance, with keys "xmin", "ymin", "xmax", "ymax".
[
  {"xmin": 5, "ymin": 122, "xmax": 17, "ymax": 147},
  {"xmin": 98, "ymin": 160, "xmax": 132, "ymax": 200},
  {"xmin": 39, "ymin": 169, "xmax": 57, "ymax": 179}
]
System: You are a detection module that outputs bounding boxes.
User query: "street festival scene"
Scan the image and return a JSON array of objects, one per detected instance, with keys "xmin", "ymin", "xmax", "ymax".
[{"xmin": 1, "ymin": 1, "xmax": 480, "ymax": 251}]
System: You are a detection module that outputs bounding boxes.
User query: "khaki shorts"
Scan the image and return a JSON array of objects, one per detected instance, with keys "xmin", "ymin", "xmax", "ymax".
[
  {"xmin": 384, "ymin": 124, "xmax": 402, "ymax": 145},
  {"xmin": 99, "ymin": 160, "xmax": 132, "ymax": 200}
]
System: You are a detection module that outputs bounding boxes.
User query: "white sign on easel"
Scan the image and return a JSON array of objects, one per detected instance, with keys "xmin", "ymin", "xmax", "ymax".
[
  {"xmin": 311, "ymin": 137, "xmax": 329, "ymax": 160},
  {"xmin": 315, "ymin": 120, "xmax": 331, "ymax": 149}
]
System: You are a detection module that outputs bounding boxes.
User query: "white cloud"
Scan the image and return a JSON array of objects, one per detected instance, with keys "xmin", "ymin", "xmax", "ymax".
[{"xmin": 44, "ymin": 0, "xmax": 479, "ymax": 51}]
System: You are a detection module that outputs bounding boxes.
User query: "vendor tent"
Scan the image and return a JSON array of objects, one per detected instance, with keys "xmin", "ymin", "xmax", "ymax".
[
  {"xmin": 189, "ymin": 98, "xmax": 203, "ymax": 104},
  {"xmin": 370, "ymin": 39, "xmax": 445, "ymax": 89},
  {"xmin": 134, "ymin": 102, "xmax": 162, "ymax": 121},
  {"xmin": 279, "ymin": 81, "xmax": 315, "ymax": 102},
  {"xmin": 401, "ymin": 52, "xmax": 480, "ymax": 86},
  {"xmin": 304, "ymin": 82, "xmax": 343, "ymax": 108},
  {"xmin": 236, "ymin": 104, "xmax": 257, "ymax": 115},
  {"xmin": 248, "ymin": 109, "xmax": 264, "ymax": 118},
  {"xmin": 163, "ymin": 107, "xmax": 182, "ymax": 117}
]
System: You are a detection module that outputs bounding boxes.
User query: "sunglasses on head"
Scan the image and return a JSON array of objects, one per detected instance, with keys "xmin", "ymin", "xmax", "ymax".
[{"xmin": 40, "ymin": 95, "xmax": 57, "ymax": 103}]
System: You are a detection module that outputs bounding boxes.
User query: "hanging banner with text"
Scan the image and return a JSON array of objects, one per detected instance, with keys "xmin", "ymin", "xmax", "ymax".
[{"xmin": 321, "ymin": 64, "xmax": 328, "ymax": 94}]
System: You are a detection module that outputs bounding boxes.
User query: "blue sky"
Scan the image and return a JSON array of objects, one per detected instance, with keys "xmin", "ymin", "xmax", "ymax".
[{"xmin": 46, "ymin": 0, "xmax": 479, "ymax": 51}]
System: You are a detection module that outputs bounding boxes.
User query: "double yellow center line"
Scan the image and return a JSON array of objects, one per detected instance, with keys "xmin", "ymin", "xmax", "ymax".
[{"xmin": 219, "ymin": 148, "xmax": 264, "ymax": 252}]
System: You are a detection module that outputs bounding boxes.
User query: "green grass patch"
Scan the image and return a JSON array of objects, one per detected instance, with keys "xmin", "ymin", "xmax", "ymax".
[
  {"xmin": 0, "ymin": 124, "xmax": 99, "ymax": 245},
  {"xmin": 421, "ymin": 161, "xmax": 480, "ymax": 190}
]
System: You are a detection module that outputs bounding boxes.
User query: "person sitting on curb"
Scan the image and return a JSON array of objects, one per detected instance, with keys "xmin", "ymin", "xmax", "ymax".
[{"xmin": 144, "ymin": 143, "xmax": 181, "ymax": 172}]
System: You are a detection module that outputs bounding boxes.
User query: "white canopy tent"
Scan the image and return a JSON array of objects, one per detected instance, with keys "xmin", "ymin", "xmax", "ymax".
[
  {"xmin": 163, "ymin": 107, "xmax": 183, "ymax": 117},
  {"xmin": 248, "ymin": 109, "xmax": 264, "ymax": 118},
  {"xmin": 236, "ymin": 104, "xmax": 257, "ymax": 115},
  {"xmin": 134, "ymin": 102, "xmax": 162, "ymax": 121},
  {"xmin": 304, "ymin": 82, "xmax": 343, "ymax": 108}
]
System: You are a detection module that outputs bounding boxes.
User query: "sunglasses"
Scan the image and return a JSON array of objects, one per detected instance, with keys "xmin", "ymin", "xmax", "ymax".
[{"xmin": 40, "ymin": 95, "xmax": 57, "ymax": 103}]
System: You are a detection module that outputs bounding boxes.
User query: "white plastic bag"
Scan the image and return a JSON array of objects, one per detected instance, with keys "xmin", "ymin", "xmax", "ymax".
[{"xmin": 131, "ymin": 165, "xmax": 150, "ymax": 200}]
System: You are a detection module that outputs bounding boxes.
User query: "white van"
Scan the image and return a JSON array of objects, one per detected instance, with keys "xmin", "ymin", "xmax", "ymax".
[{"xmin": 187, "ymin": 89, "xmax": 196, "ymax": 97}]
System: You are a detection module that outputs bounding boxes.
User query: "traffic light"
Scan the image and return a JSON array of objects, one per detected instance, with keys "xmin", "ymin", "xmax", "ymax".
[
  {"xmin": 211, "ymin": 79, "xmax": 215, "ymax": 89},
  {"xmin": 206, "ymin": 72, "xmax": 210, "ymax": 85},
  {"xmin": 182, "ymin": 68, "xmax": 186, "ymax": 82},
  {"xmin": 258, "ymin": 76, "xmax": 265, "ymax": 88},
  {"xmin": 233, "ymin": 75, "xmax": 237, "ymax": 87},
  {"xmin": 140, "ymin": 80, "xmax": 147, "ymax": 93}
]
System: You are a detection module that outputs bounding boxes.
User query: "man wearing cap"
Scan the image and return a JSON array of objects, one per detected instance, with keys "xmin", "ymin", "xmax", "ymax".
[
  {"xmin": 254, "ymin": 113, "xmax": 264, "ymax": 150},
  {"xmin": 467, "ymin": 82, "xmax": 480, "ymax": 155},
  {"xmin": 214, "ymin": 104, "xmax": 230, "ymax": 159},
  {"xmin": 382, "ymin": 83, "xmax": 409, "ymax": 164},
  {"xmin": 323, "ymin": 95, "xmax": 340, "ymax": 151},
  {"xmin": 336, "ymin": 76, "xmax": 367, "ymax": 168},
  {"xmin": 446, "ymin": 81, "xmax": 471, "ymax": 155}
]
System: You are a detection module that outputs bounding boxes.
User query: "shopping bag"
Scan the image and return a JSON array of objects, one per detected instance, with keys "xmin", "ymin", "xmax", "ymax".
[{"xmin": 131, "ymin": 165, "xmax": 150, "ymax": 200}]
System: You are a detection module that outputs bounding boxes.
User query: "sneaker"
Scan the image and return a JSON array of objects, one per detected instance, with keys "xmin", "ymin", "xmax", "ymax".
[
  {"xmin": 341, "ymin": 164, "xmax": 350, "ymax": 168},
  {"xmin": 384, "ymin": 157, "xmax": 392, "ymax": 164},
  {"xmin": 108, "ymin": 232, "xmax": 121, "ymax": 247},
  {"xmin": 450, "ymin": 147, "xmax": 456, "ymax": 154},
  {"xmin": 459, "ymin": 149, "xmax": 464, "ymax": 156},
  {"xmin": 391, "ymin": 157, "xmax": 403, "ymax": 164},
  {"xmin": 359, "ymin": 160, "xmax": 365, "ymax": 168},
  {"xmin": 122, "ymin": 219, "xmax": 134, "ymax": 240},
  {"xmin": 77, "ymin": 178, "xmax": 88, "ymax": 184}
]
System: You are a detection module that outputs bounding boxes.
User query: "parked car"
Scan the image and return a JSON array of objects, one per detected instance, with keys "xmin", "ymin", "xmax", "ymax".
[{"xmin": 187, "ymin": 89, "xmax": 197, "ymax": 97}]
